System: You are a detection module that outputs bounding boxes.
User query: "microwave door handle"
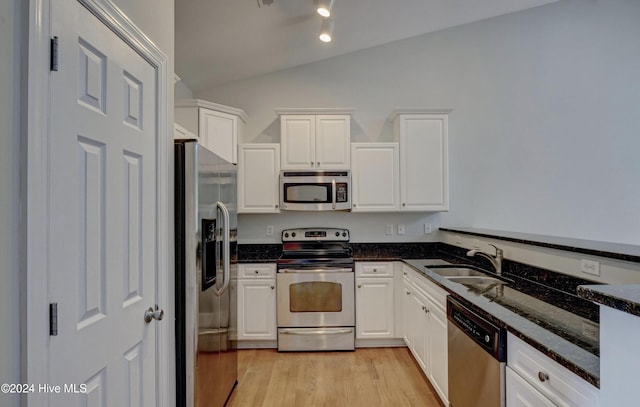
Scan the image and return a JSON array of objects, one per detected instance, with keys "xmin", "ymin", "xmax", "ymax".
[
  {"xmin": 332, "ymin": 178, "xmax": 336, "ymax": 210},
  {"xmin": 215, "ymin": 201, "xmax": 231, "ymax": 297}
]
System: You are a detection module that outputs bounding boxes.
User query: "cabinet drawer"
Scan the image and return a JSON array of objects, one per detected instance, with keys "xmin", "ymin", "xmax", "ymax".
[
  {"xmin": 356, "ymin": 262, "xmax": 394, "ymax": 277},
  {"xmin": 507, "ymin": 334, "xmax": 599, "ymax": 407},
  {"xmin": 239, "ymin": 263, "xmax": 276, "ymax": 278}
]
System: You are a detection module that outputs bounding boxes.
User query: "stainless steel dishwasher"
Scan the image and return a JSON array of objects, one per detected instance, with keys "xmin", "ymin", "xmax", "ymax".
[{"xmin": 447, "ymin": 297, "xmax": 507, "ymax": 407}]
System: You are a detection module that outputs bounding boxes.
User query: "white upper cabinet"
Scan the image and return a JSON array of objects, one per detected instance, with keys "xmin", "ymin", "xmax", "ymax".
[
  {"xmin": 280, "ymin": 112, "xmax": 351, "ymax": 170},
  {"xmin": 238, "ymin": 144, "xmax": 280, "ymax": 213},
  {"xmin": 351, "ymin": 143, "xmax": 400, "ymax": 211},
  {"xmin": 392, "ymin": 110, "xmax": 450, "ymax": 211},
  {"xmin": 175, "ymin": 99, "xmax": 248, "ymax": 164}
]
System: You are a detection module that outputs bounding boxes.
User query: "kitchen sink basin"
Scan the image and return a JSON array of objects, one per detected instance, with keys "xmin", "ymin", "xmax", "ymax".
[
  {"xmin": 428, "ymin": 267, "xmax": 490, "ymax": 278},
  {"xmin": 445, "ymin": 276, "xmax": 505, "ymax": 285}
]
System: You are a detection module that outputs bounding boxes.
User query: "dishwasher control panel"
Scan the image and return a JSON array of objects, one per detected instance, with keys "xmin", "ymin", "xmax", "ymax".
[{"xmin": 447, "ymin": 297, "xmax": 506, "ymax": 361}]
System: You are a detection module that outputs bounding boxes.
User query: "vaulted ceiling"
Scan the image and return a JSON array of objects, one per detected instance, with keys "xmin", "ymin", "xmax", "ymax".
[{"xmin": 175, "ymin": 0, "xmax": 559, "ymax": 92}]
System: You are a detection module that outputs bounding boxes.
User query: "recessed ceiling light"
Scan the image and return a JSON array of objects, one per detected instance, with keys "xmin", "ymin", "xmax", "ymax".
[
  {"xmin": 319, "ymin": 18, "xmax": 334, "ymax": 42},
  {"xmin": 316, "ymin": 0, "xmax": 334, "ymax": 18}
]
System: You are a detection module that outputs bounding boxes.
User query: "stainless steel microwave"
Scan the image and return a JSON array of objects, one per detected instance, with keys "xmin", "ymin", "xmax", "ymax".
[{"xmin": 280, "ymin": 171, "xmax": 351, "ymax": 211}]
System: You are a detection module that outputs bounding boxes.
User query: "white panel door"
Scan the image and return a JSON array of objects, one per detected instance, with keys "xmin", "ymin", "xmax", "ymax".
[{"xmin": 48, "ymin": 2, "xmax": 159, "ymax": 406}]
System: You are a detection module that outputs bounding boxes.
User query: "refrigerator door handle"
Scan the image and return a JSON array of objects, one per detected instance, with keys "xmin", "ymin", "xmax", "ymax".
[{"xmin": 215, "ymin": 201, "xmax": 231, "ymax": 296}]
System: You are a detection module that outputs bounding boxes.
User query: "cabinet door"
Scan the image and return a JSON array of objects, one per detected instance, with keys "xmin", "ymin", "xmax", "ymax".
[
  {"xmin": 237, "ymin": 279, "xmax": 277, "ymax": 340},
  {"xmin": 238, "ymin": 144, "xmax": 280, "ymax": 213},
  {"xmin": 351, "ymin": 143, "xmax": 400, "ymax": 211},
  {"xmin": 409, "ymin": 288, "xmax": 429, "ymax": 370},
  {"xmin": 281, "ymin": 115, "xmax": 315, "ymax": 169},
  {"xmin": 397, "ymin": 114, "xmax": 448, "ymax": 211},
  {"xmin": 402, "ymin": 280, "xmax": 414, "ymax": 347},
  {"xmin": 355, "ymin": 277, "xmax": 394, "ymax": 339},
  {"xmin": 315, "ymin": 115, "xmax": 350, "ymax": 169},
  {"xmin": 199, "ymin": 108, "xmax": 238, "ymax": 164},
  {"xmin": 428, "ymin": 304, "xmax": 449, "ymax": 405},
  {"xmin": 506, "ymin": 367, "xmax": 555, "ymax": 407}
]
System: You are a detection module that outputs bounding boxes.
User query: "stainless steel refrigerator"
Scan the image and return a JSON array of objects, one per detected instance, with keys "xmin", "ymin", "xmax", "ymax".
[{"xmin": 175, "ymin": 140, "xmax": 238, "ymax": 407}]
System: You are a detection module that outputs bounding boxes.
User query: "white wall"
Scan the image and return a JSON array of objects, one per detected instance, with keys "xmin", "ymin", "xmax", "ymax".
[
  {"xmin": 240, "ymin": 212, "xmax": 442, "ymax": 244},
  {"xmin": 197, "ymin": 0, "xmax": 640, "ymax": 246},
  {"xmin": 0, "ymin": 1, "xmax": 21, "ymax": 405}
]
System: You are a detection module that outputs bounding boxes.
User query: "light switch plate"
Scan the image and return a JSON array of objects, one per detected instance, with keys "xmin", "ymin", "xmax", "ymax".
[{"xmin": 398, "ymin": 224, "xmax": 406, "ymax": 235}]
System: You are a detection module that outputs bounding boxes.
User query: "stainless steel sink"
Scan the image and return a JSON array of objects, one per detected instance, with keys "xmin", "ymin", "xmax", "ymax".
[
  {"xmin": 429, "ymin": 267, "xmax": 490, "ymax": 278},
  {"xmin": 445, "ymin": 276, "xmax": 505, "ymax": 285}
]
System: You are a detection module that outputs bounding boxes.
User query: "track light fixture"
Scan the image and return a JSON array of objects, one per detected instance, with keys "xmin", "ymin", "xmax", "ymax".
[
  {"xmin": 319, "ymin": 17, "xmax": 334, "ymax": 42},
  {"xmin": 315, "ymin": 0, "xmax": 334, "ymax": 18}
]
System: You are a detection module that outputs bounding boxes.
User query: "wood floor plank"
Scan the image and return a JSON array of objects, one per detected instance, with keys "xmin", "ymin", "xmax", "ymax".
[{"xmin": 225, "ymin": 347, "xmax": 443, "ymax": 407}]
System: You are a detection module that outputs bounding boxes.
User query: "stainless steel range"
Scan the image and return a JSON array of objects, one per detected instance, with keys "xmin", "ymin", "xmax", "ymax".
[{"xmin": 276, "ymin": 227, "xmax": 355, "ymax": 351}]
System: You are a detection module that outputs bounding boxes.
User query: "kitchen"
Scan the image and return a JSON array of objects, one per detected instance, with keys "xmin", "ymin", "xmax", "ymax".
[{"xmin": 3, "ymin": 1, "xmax": 640, "ymax": 407}]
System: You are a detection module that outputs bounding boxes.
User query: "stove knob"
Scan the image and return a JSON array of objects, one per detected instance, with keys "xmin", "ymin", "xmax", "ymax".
[
  {"xmin": 342, "ymin": 232, "xmax": 347, "ymax": 237},
  {"xmin": 284, "ymin": 232, "xmax": 289, "ymax": 238},
  {"xmin": 291, "ymin": 232, "xmax": 296, "ymax": 238},
  {"xmin": 335, "ymin": 231, "xmax": 340, "ymax": 237}
]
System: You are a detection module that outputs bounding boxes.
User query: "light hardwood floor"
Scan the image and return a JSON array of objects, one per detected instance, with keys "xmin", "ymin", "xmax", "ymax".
[{"xmin": 226, "ymin": 347, "xmax": 443, "ymax": 407}]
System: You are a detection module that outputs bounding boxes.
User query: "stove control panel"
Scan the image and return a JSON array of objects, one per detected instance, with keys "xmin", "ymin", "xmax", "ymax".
[{"xmin": 282, "ymin": 228, "xmax": 350, "ymax": 242}]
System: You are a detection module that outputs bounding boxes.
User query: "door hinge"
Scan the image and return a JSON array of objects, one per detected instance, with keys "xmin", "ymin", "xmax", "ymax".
[
  {"xmin": 49, "ymin": 302, "xmax": 58, "ymax": 336},
  {"xmin": 50, "ymin": 36, "xmax": 59, "ymax": 71}
]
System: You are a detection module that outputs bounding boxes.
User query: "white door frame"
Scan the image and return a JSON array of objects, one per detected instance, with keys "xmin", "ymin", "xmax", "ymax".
[{"xmin": 22, "ymin": 0, "xmax": 171, "ymax": 406}]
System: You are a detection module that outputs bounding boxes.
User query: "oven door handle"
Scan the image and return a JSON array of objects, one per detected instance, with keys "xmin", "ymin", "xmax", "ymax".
[
  {"xmin": 278, "ymin": 267, "xmax": 353, "ymax": 273},
  {"xmin": 280, "ymin": 328, "xmax": 353, "ymax": 335}
]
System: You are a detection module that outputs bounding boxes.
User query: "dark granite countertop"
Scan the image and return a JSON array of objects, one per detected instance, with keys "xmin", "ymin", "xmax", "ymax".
[
  {"xmin": 440, "ymin": 227, "xmax": 640, "ymax": 264},
  {"xmin": 404, "ymin": 259, "xmax": 600, "ymax": 388},
  {"xmin": 578, "ymin": 284, "xmax": 640, "ymax": 317}
]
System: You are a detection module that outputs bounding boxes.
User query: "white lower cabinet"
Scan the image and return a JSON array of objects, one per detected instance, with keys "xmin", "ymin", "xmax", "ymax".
[
  {"xmin": 237, "ymin": 264, "xmax": 277, "ymax": 347},
  {"xmin": 401, "ymin": 264, "xmax": 449, "ymax": 406},
  {"xmin": 506, "ymin": 333, "xmax": 599, "ymax": 407},
  {"xmin": 506, "ymin": 366, "xmax": 555, "ymax": 407},
  {"xmin": 355, "ymin": 262, "xmax": 395, "ymax": 340}
]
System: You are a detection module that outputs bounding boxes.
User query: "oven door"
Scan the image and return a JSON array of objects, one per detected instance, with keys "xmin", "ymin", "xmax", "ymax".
[{"xmin": 277, "ymin": 268, "xmax": 355, "ymax": 328}]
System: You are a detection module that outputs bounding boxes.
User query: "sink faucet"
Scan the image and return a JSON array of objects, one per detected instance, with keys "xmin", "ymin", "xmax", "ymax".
[{"xmin": 466, "ymin": 244, "xmax": 503, "ymax": 275}]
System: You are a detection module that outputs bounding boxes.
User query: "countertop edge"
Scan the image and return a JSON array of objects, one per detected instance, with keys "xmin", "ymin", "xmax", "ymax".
[{"xmin": 578, "ymin": 284, "xmax": 640, "ymax": 317}]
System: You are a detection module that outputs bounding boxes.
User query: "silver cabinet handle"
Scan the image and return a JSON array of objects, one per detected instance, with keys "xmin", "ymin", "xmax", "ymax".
[
  {"xmin": 538, "ymin": 372, "xmax": 549, "ymax": 382},
  {"xmin": 280, "ymin": 267, "xmax": 352, "ymax": 273},
  {"xmin": 357, "ymin": 284, "xmax": 362, "ymax": 288},
  {"xmin": 280, "ymin": 328, "xmax": 353, "ymax": 336},
  {"xmin": 270, "ymin": 285, "xmax": 275, "ymax": 290},
  {"xmin": 254, "ymin": 270, "xmax": 259, "ymax": 274},
  {"xmin": 406, "ymin": 291, "xmax": 411, "ymax": 295},
  {"xmin": 144, "ymin": 305, "xmax": 164, "ymax": 323}
]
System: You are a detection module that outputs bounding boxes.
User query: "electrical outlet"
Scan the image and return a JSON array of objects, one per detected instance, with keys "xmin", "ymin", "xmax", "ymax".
[
  {"xmin": 386, "ymin": 224, "xmax": 394, "ymax": 235},
  {"xmin": 398, "ymin": 224, "xmax": 406, "ymax": 235},
  {"xmin": 473, "ymin": 239, "xmax": 481, "ymax": 248},
  {"xmin": 266, "ymin": 225, "xmax": 274, "ymax": 236},
  {"xmin": 581, "ymin": 259, "xmax": 600, "ymax": 276},
  {"xmin": 424, "ymin": 223, "xmax": 433, "ymax": 234}
]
